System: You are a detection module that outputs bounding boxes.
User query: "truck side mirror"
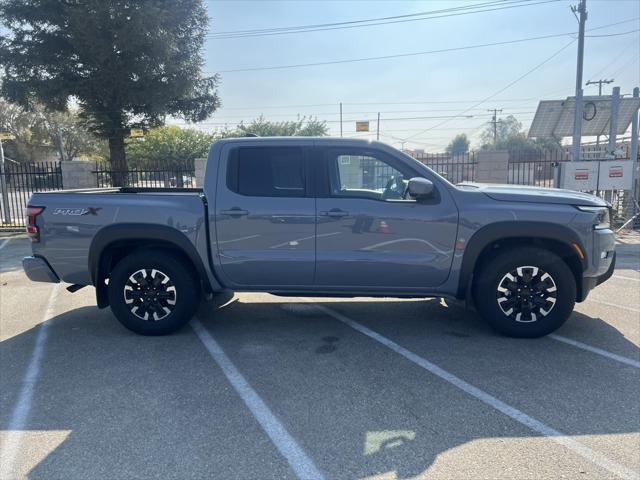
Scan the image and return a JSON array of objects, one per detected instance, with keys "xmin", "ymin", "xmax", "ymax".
[{"xmin": 408, "ymin": 177, "xmax": 434, "ymax": 199}]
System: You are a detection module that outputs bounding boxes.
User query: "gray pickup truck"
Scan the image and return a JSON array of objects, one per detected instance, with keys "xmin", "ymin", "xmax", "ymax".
[{"xmin": 23, "ymin": 138, "xmax": 616, "ymax": 337}]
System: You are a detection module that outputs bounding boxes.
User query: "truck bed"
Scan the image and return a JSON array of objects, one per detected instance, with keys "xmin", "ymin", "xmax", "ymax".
[{"xmin": 28, "ymin": 187, "xmax": 210, "ymax": 286}]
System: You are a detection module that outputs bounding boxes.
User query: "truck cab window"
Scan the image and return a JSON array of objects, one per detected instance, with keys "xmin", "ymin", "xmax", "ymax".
[
  {"xmin": 330, "ymin": 152, "xmax": 412, "ymax": 201},
  {"xmin": 228, "ymin": 146, "xmax": 305, "ymax": 197}
]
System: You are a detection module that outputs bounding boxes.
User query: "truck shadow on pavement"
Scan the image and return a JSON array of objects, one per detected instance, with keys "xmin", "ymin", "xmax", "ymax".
[{"xmin": 1, "ymin": 296, "xmax": 638, "ymax": 479}]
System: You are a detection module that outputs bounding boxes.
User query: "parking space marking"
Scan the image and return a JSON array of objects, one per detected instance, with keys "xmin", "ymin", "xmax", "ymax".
[
  {"xmin": 587, "ymin": 298, "xmax": 640, "ymax": 313},
  {"xmin": 0, "ymin": 283, "xmax": 60, "ymax": 478},
  {"xmin": 549, "ymin": 334, "xmax": 640, "ymax": 368},
  {"xmin": 0, "ymin": 238, "xmax": 11, "ymax": 250},
  {"xmin": 191, "ymin": 319, "xmax": 325, "ymax": 480},
  {"xmin": 314, "ymin": 304, "xmax": 640, "ymax": 480}
]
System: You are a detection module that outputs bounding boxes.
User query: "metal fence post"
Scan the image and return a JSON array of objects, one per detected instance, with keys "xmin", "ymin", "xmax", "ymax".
[{"xmin": 0, "ymin": 140, "xmax": 13, "ymax": 224}]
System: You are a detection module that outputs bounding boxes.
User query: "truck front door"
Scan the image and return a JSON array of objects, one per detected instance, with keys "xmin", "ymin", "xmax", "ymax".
[
  {"xmin": 214, "ymin": 144, "xmax": 316, "ymax": 288},
  {"xmin": 315, "ymin": 147, "xmax": 458, "ymax": 289}
]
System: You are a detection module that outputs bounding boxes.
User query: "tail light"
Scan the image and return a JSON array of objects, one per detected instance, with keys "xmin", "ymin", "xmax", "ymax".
[{"xmin": 26, "ymin": 206, "xmax": 45, "ymax": 242}]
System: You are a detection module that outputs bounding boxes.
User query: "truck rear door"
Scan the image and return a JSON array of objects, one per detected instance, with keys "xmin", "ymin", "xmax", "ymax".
[{"xmin": 214, "ymin": 143, "xmax": 316, "ymax": 288}]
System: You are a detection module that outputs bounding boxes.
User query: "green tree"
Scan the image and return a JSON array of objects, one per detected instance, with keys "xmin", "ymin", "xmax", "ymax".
[
  {"xmin": 0, "ymin": 98, "xmax": 105, "ymax": 162},
  {"xmin": 480, "ymin": 115, "xmax": 560, "ymax": 153},
  {"xmin": 446, "ymin": 134, "xmax": 470, "ymax": 155},
  {"xmin": 43, "ymin": 109, "xmax": 107, "ymax": 162},
  {"xmin": 218, "ymin": 116, "xmax": 329, "ymax": 138},
  {"xmin": 480, "ymin": 115, "xmax": 523, "ymax": 146},
  {"xmin": 126, "ymin": 126, "xmax": 213, "ymax": 168},
  {"xmin": 1, "ymin": 0, "xmax": 220, "ymax": 185}
]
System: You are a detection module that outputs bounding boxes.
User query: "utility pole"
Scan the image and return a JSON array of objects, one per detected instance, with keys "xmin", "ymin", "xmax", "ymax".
[
  {"xmin": 586, "ymin": 78, "xmax": 614, "ymax": 96},
  {"xmin": 376, "ymin": 112, "xmax": 380, "ymax": 141},
  {"xmin": 586, "ymin": 78, "xmax": 613, "ymax": 147},
  {"xmin": 339, "ymin": 102, "xmax": 343, "ymax": 138},
  {"xmin": 487, "ymin": 108, "xmax": 502, "ymax": 144},
  {"xmin": 571, "ymin": 0, "xmax": 587, "ymax": 162}
]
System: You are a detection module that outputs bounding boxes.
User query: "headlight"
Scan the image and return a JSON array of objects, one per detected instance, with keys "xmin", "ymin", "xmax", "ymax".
[{"xmin": 576, "ymin": 206, "xmax": 610, "ymax": 230}]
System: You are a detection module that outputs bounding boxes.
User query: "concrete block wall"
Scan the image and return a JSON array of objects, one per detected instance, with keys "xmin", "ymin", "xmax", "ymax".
[
  {"xmin": 61, "ymin": 160, "xmax": 97, "ymax": 189},
  {"xmin": 476, "ymin": 150, "xmax": 509, "ymax": 184},
  {"xmin": 195, "ymin": 158, "xmax": 206, "ymax": 188}
]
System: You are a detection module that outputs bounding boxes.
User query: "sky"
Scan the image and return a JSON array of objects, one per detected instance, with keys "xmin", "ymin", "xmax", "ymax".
[{"xmin": 178, "ymin": 0, "xmax": 640, "ymax": 151}]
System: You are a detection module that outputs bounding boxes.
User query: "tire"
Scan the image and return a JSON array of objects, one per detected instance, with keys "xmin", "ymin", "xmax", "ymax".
[
  {"xmin": 473, "ymin": 246, "xmax": 576, "ymax": 338},
  {"xmin": 108, "ymin": 249, "xmax": 201, "ymax": 335}
]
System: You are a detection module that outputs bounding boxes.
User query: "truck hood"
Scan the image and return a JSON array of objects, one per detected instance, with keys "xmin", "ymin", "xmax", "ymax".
[{"xmin": 458, "ymin": 183, "xmax": 607, "ymax": 206}]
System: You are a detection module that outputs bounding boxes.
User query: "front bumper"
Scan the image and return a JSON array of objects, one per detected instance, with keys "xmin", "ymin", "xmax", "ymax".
[
  {"xmin": 23, "ymin": 256, "xmax": 60, "ymax": 283},
  {"xmin": 578, "ymin": 251, "xmax": 615, "ymax": 302}
]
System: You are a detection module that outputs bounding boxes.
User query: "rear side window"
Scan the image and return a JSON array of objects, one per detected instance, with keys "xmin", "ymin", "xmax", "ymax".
[{"xmin": 227, "ymin": 147, "xmax": 305, "ymax": 197}]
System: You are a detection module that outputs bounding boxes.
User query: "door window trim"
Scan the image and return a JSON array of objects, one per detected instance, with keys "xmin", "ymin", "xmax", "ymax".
[{"xmin": 319, "ymin": 147, "xmax": 432, "ymax": 202}]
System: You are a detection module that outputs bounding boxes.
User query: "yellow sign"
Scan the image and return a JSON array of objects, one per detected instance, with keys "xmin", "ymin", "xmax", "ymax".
[
  {"xmin": 0, "ymin": 132, "xmax": 15, "ymax": 141},
  {"xmin": 130, "ymin": 128, "xmax": 144, "ymax": 137},
  {"xmin": 355, "ymin": 121, "xmax": 370, "ymax": 132}
]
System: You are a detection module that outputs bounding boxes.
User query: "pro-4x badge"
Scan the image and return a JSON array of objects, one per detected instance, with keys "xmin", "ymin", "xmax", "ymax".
[{"xmin": 52, "ymin": 207, "xmax": 102, "ymax": 216}]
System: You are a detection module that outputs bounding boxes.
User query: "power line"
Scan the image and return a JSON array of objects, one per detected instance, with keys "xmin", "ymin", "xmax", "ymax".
[
  {"xmin": 213, "ymin": 32, "xmax": 573, "ymax": 73},
  {"xmin": 171, "ymin": 111, "xmax": 535, "ymax": 127},
  {"xmin": 206, "ymin": 106, "xmax": 536, "ymax": 119},
  {"xmin": 210, "ymin": 20, "xmax": 639, "ymax": 73},
  {"xmin": 206, "ymin": 0, "xmax": 516, "ymax": 36},
  {"xmin": 403, "ymin": 37, "xmax": 577, "ymax": 142},
  {"xmin": 206, "ymin": 1, "xmax": 560, "ymax": 39},
  {"xmin": 586, "ymin": 78, "xmax": 614, "ymax": 95},
  {"xmin": 584, "ymin": 29, "xmax": 640, "ymax": 38},
  {"xmin": 172, "ymin": 114, "xmax": 535, "ymax": 128},
  {"xmin": 588, "ymin": 36, "xmax": 638, "ymax": 79},
  {"xmin": 217, "ymin": 98, "xmax": 539, "ymax": 110}
]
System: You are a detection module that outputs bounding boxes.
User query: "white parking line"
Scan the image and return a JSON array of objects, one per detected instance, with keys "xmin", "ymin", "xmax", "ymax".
[
  {"xmin": 587, "ymin": 298, "xmax": 640, "ymax": 313},
  {"xmin": 549, "ymin": 334, "xmax": 640, "ymax": 368},
  {"xmin": 191, "ymin": 319, "xmax": 325, "ymax": 480},
  {"xmin": 0, "ymin": 238, "xmax": 11, "ymax": 250},
  {"xmin": 314, "ymin": 304, "xmax": 639, "ymax": 480},
  {"xmin": 0, "ymin": 283, "xmax": 60, "ymax": 478}
]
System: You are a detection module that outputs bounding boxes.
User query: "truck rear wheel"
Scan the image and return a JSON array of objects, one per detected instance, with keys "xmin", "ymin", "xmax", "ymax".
[
  {"xmin": 108, "ymin": 249, "xmax": 200, "ymax": 335},
  {"xmin": 473, "ymin": 246, "xmax": 576, "ymax": 338}
]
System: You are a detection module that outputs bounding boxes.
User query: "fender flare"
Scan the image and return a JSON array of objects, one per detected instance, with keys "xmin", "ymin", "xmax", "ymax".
[
  {"xmin": 89, "ymin": 223, "xmax": 220, "ymax": 307},
  {"xmin": 457, "ymin": 221, "xmax": 586, "ymax": 298}
]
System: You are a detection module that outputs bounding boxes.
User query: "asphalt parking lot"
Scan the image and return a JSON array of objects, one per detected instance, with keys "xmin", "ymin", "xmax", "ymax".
[{"xmin": 1, "ymin": 235, "xmax": 639, "ymax": 480}]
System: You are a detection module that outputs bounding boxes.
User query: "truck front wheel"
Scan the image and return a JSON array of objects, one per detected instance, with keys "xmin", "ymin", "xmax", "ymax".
[
  {"xmin": 473, "ymin": 247, "xmax": 576, "ymax": 338},
  {"xmin": 107, "ymin": 249, "xmax": 201, "ymax": 335}
]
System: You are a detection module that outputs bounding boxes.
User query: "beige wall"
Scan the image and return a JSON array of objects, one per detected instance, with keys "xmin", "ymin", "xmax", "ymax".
[
  {"xmin": 476, "ymin": 150, "xmax": 509, "ymax": 184},
  {"xmin": 61, "ymin": 160, "xmax": 96, "ymax": 189}
]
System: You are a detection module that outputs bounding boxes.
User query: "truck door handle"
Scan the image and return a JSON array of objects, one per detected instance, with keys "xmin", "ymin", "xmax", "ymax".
[
  {"xmin": 220, "ymin": 208, "xmax": 249, "ymax": 217},
  {"xmin": 320, "ymin": 209, "xmax": 349, "ymax": 218}
]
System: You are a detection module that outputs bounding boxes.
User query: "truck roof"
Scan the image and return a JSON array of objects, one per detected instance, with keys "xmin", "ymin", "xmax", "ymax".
[{"xmin": 212, "ymin": 137, "xmax": 390, "ymax": 148}]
